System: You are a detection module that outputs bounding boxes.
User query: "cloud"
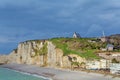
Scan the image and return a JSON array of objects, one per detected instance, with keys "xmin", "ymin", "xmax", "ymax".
[
  {"xmin": 98, "ymin": 13, "xmax": 116, "ymax": 20},
  {"xmin": 0, "ymin": 0, "xmax": 120, "ymax": 33},
  {"xmin": 1, "ymin": 0, "xmax": 120, "ymax": 54},
  {"xmin": 0, "ymin": 37, "xmax": 11, "ymax": 43},
  {"xmin": 85, "ymin": 24, "xmax": 103, "ymax": 37},
  {"xmin": 0, "ymin": 0, "xmax": 36, "ymax": 7}
]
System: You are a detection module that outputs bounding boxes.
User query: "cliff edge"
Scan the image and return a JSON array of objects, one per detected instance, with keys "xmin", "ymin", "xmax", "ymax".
[{"xmin": 6, "ymin": 39, "xmax": 86, "ymax": 68}]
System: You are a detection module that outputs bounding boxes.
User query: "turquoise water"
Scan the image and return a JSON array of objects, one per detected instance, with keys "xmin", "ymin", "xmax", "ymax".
[{"xmin": 0, "ymin": 68, "xmax": 48, "ymax": 80}]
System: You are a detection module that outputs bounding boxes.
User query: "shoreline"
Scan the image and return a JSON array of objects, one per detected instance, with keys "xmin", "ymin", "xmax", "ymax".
[
  {"xmin": 3, "ymin": 67, "xmax": 52, "ymax": 80},
  {"xmin": 0, "ymin": 66, "xmax": 53, "ymax": 80},
  {"xmin": 0, "ymin": 63, "xmax": 120, "ymax": 80}
]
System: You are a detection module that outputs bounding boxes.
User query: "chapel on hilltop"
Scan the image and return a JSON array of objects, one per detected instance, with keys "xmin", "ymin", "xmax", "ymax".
[{"xmin": 73, "ymin": 32, "xmax": 81, "ymax": 38}]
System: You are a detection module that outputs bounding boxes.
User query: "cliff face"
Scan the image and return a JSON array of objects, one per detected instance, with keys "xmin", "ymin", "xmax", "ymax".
[
  {"xmin": 7, "ymin": 40, "xmax": 86, "ymax": 68},
  {"xmin": 0, "ymin": 55, "xmax": 8, "ymax": 64}
]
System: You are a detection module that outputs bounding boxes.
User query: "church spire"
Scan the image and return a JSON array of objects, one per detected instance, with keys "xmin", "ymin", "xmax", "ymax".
[{"xmin": 102, "ymin": 31, "xmax": 105, "ymax": 37}]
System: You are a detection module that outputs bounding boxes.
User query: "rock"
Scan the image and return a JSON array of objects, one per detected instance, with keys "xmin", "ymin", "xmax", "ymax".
[
  {"xmin": 1, "ymin": 40, "xmax": 85, "ymax": 69},
  {"xmin": 0, "ymin": 55, "xmax": 8, "ymax": 64}
]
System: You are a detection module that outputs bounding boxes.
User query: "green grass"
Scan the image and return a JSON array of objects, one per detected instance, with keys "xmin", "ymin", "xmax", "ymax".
[{"xmin": 50, "ymin": 38, "xmax": 100, "ymax": 59}]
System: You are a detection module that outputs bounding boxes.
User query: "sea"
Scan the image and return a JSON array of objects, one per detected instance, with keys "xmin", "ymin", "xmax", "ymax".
[{"xmin": 0, "ymin": 67, "xmax": 50, "ymax": 80}]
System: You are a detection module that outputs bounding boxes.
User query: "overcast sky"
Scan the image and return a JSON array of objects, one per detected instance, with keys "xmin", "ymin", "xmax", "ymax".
[{"xmin": 0, "ymin": 0, "xmax": 120, "ymax": 54}]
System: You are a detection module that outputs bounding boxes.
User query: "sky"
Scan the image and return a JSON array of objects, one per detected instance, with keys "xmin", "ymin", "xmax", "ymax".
[{"xmin": 0, "ymin": 0, "xmax": 120, "ymax": 54}]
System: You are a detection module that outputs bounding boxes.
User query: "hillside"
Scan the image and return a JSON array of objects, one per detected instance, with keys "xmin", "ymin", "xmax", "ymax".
[
  {"xmin": 109, "ymin": 34, "xmax": 120, "ymax": 39},
  {"xmin": 0, "ymin": 37, "xmax": 120, "ymax": 68},
  {"xmin": 0, "ymin": 38, "xmax": 105, "ymax": 68},
  {"xmin": 107, "ymin": 34, "xmax": 120, "ymax": 47},
  {"xmin": 50, "ymin": 38, "xmax": 106, "ymax": 59}
]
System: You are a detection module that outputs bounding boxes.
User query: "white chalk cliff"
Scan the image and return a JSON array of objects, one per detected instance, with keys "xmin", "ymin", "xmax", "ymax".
[{"xmin": 1, "ymin": 40, "xmax": 86, "ymax": 68}]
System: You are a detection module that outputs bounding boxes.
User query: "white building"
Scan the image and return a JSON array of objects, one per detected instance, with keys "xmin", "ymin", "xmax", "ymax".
[
  {"xmin": 101, "ymin": 44, "xmax": 114, "ymax": 51},
  {"xmin": 112, "ymin": 54, "xmax": 120, "ymax": 57},
  {"xmin": 106, "ymin": 44, "xmax": 114, "ymax": 51},
  {"xmin": 86, "ymin": 60, "xmax": 100, "ymax": 70},
  {"xmin": 110, "ymin": 63, "xmax": 120, "ymax": 74},
  {"xmin": 73, "ymin": 32, "xmax": 81, "ymax": 38},
  {"xmin": 86, "ymin": 59, "xmax": 110, "ymax": 70}
]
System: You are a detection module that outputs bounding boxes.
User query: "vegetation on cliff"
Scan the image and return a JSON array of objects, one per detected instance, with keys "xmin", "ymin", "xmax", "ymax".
[
  {"xmin": 50, "ymin": 38, "xmax": 106, "ymax": 59},
  {"xmin": 24, "ymin": 37, "xmax": 112, "ymax": 59},
  {"xmin": 32, "ymin": 41, "xmax": 48, "ymax": 57}
]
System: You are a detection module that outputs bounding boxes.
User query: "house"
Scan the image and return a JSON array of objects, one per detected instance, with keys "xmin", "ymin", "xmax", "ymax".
[
  {"xmin": 88, "ymin": 40, "xmax": 97, "ymax": 43},
  {"xmin": 98, "ymin": 53, "xmax": 120, "ymax": 63},
  {"xmin": 73, "ymin": 32, "xmax": 81, "ymax": 38},
  {"xmin": 86, "ymin": 59, "xmax": 110, "ymax": 70},
  {"xmin": 86, "ymin": 60, "xmax": 100, "ymax": 70},
  {"xmin": 101, "ymin": 44, "xmax": 114, "ymax": 51},
  {"xmin": 106, "ymin": 44, "xmax": 114, "ymax": 51},
  {"xmin": 110, "ymin": 63, "xmax": 120, "ymax": 75},
  {"xmin": 101, "ymin": 48, "xmax": 107, "ymax": 51},
  {"xmin": 112, "ymin": 54, "xmax": 120, "ymax": 57}
]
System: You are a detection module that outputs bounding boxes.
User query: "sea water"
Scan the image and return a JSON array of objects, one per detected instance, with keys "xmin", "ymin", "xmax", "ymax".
[{"xmin": 0, "ymin": 68, "xmax": 49, "ymax": 80}]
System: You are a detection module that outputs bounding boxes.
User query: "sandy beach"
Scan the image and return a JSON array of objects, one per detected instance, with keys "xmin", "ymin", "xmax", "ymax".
[{"xmin": 0, "ymin": 64, "xmax": 119, "ymax": 80}]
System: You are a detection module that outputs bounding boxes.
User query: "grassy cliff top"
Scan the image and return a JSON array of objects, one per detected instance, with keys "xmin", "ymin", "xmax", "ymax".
[
  {"xmin": 19, "ymin": 37, "xmax": 107, "ymax": 59},
  {"xmin": 49, "ymin": 38, "xmax": 106, "ymax": 60}
]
